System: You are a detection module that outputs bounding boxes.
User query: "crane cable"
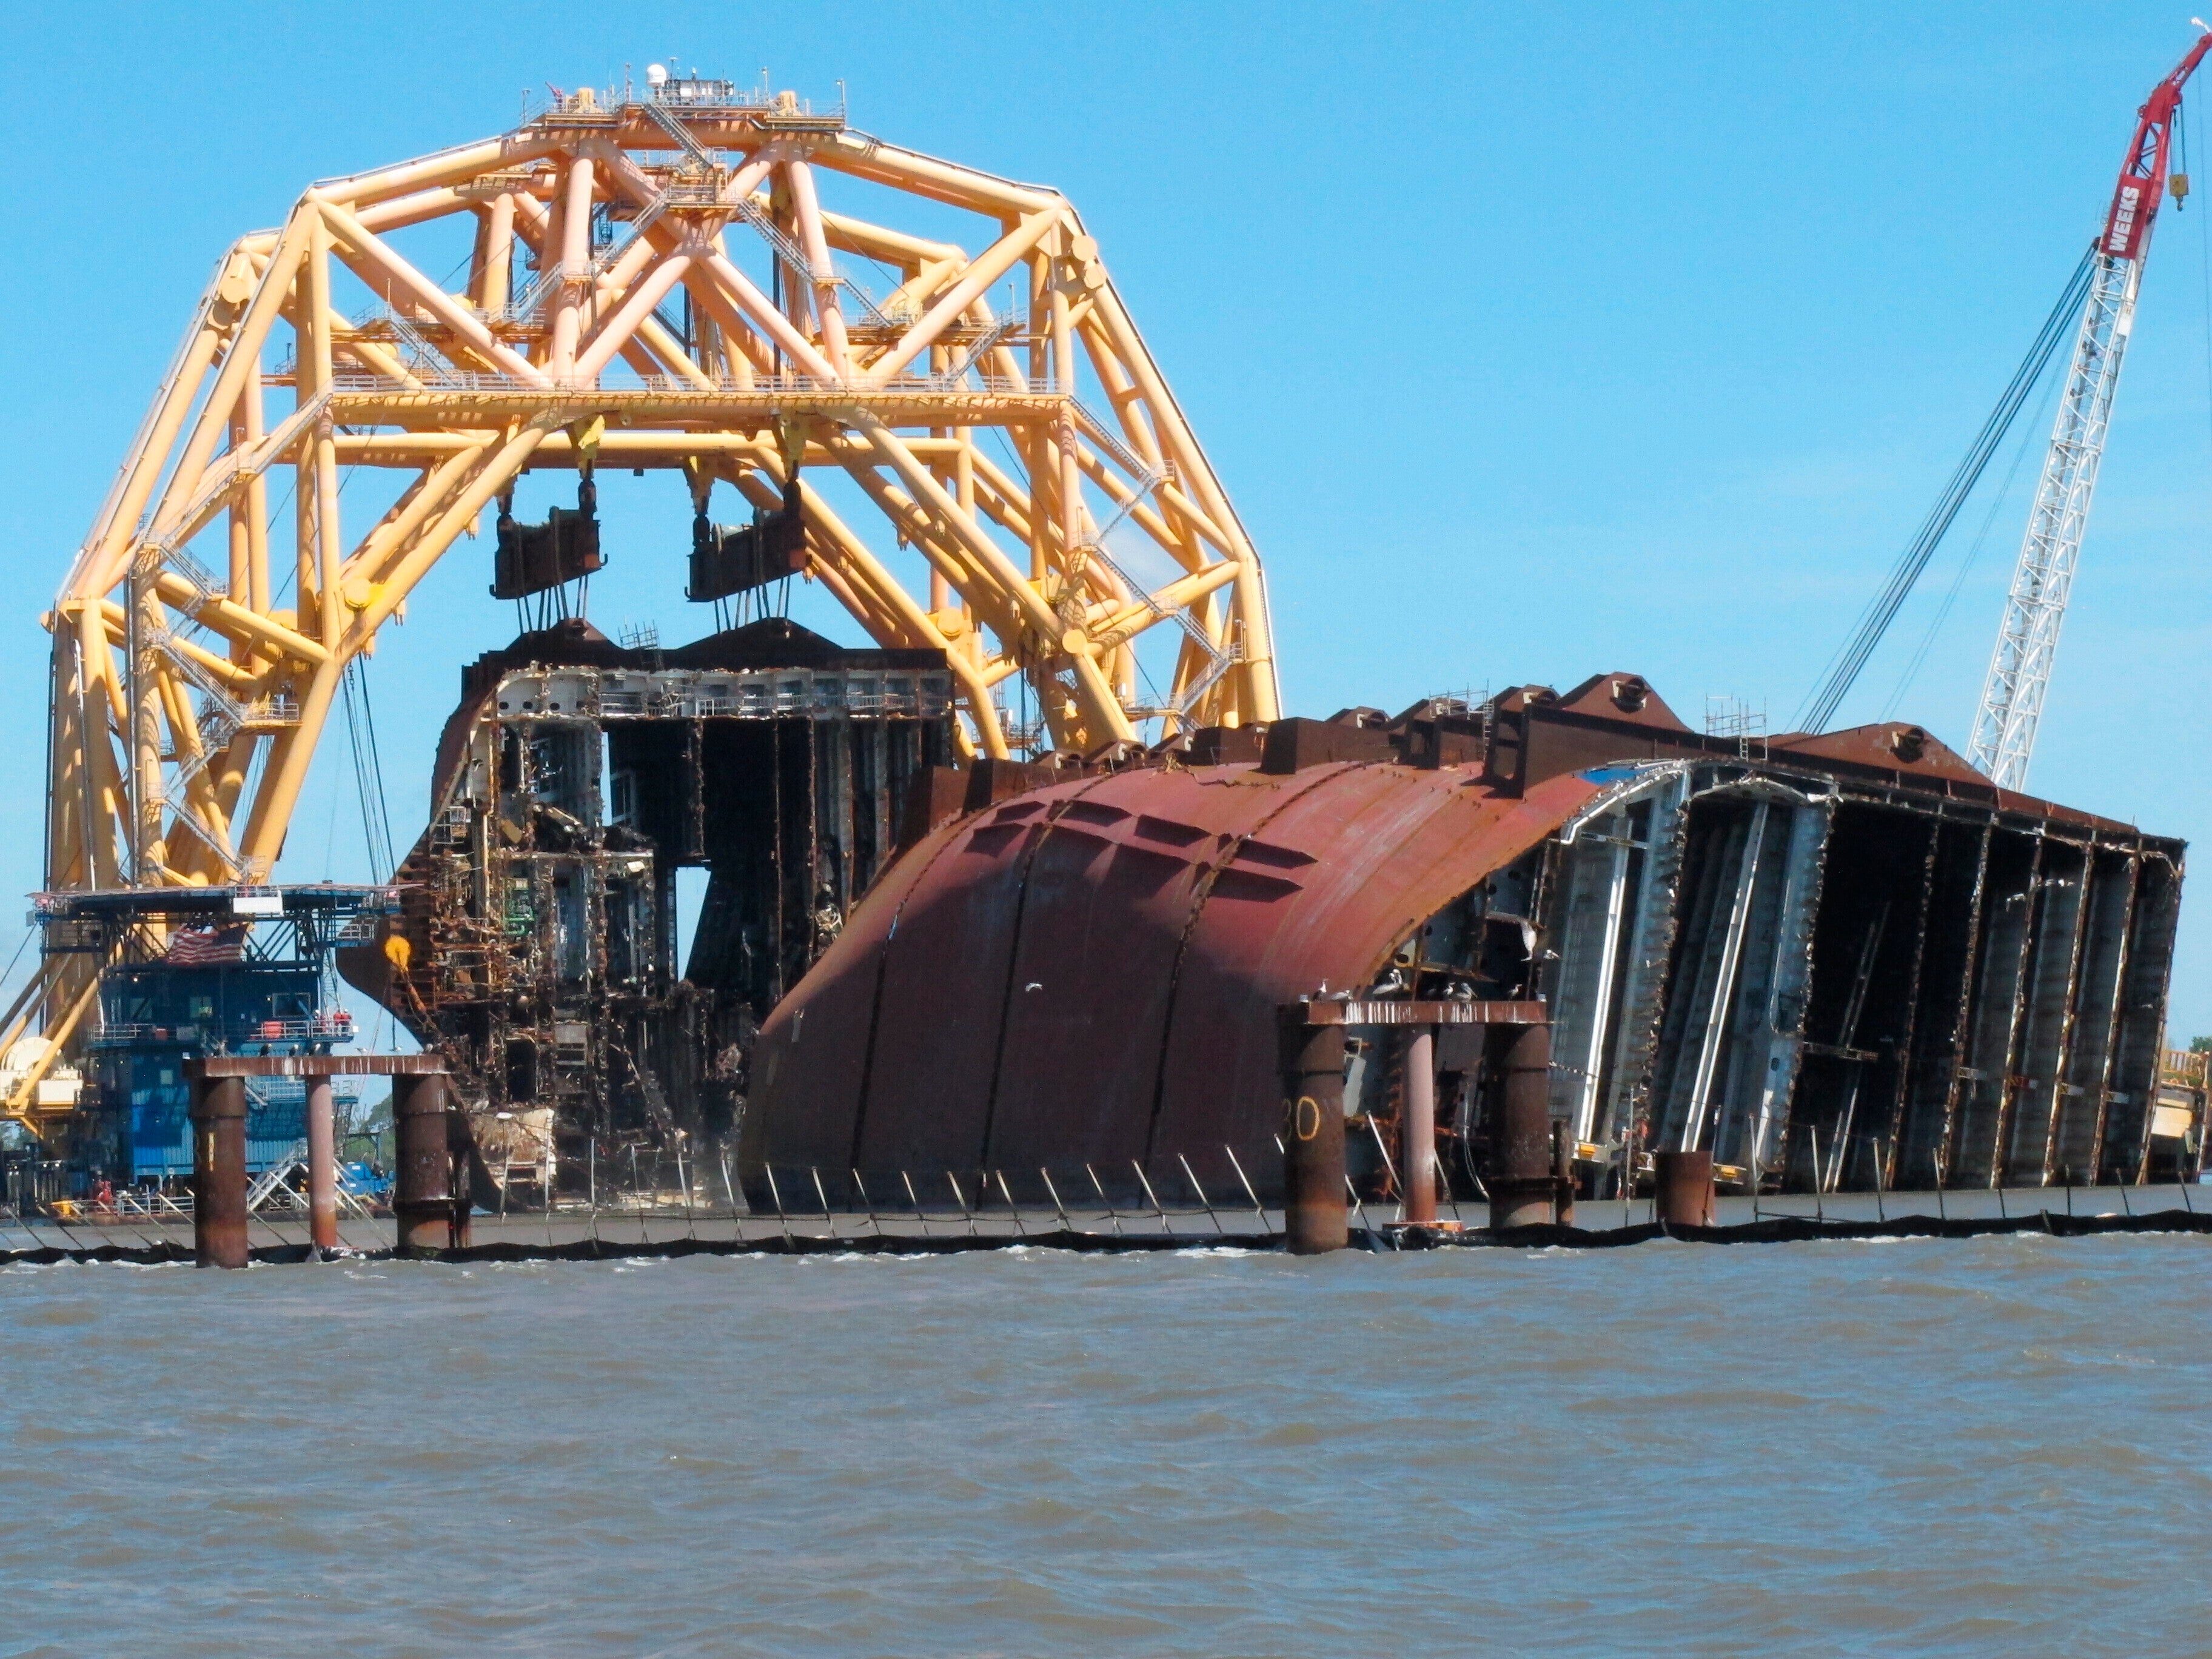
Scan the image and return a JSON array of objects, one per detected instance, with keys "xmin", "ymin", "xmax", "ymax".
[
  {"xmin": 1794, "ymin": 246, "xmax": 2095, "ymax": 735},
  {"xmin": 1881, "ymin": 367, "xmax": 2061, "ymax": 720},
  {"xmin": 339, "ymin": 657, "xmax": 398, "ymax": 883},
  {"xmin": 2193, "ymin": 101, "xmax": 2212, "ymax": 463}
]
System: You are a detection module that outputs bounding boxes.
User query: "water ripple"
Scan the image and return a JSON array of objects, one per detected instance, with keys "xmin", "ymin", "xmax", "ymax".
[{"xmin": 0, "ymin": 1236, "xmax": 2206, "ymax": 1654}]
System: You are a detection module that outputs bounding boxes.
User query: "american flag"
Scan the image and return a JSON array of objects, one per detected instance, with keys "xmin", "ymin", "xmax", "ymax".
[{"xmin": 164, "ymin": 925, "xmax": 249, "ymax": 965}]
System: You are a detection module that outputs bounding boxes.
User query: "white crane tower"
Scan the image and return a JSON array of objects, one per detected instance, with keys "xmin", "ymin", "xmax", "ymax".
[{"xmin": 1969, "ymin": 32, "xmax": 2212, "ymax": 789}]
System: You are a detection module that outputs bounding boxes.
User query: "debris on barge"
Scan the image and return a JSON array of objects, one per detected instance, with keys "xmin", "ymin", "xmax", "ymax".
[{"xmin": 334, "ymin": 615, "xmax": 954, "ymax": 1189}]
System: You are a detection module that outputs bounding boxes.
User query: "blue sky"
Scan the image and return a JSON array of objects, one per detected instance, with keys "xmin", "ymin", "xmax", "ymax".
[{"xmin": 4, "ymin": 1, "xmax": 2212, "ymax": 1032}]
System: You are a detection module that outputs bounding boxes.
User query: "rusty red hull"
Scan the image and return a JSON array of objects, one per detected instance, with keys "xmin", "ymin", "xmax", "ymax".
[{"xmin": 741, "ymin": 761, "xmax": 1599, "ymax": 1204}]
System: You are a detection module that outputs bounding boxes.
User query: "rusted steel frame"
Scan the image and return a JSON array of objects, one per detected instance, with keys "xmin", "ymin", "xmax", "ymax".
[
  {"xmin": 1299, "ymin": 998, "xmax": 1548, "ymax": 1026},
  {"xmin": 1871, "ymin": 816, "xmax": 1943, "ymax": 1191},
  {"xmin": 1603, "ymin": 774, "xmax": 1695, "ymax": 1176},
  {"xmin": 1761, "ymin": 797, "xmax": 1835, "ymax": 1184},
  {"xmin": 1642, "ymin": 798, "xmax": 1754, "ymax": 1151},
  {"xmin": 2082, "ymin": 854, "xmax": 2142, "ymax": 1180},
  {"xmin": 1934, "ymin": 822, "xmax": 1994, "ymax": 1187},
  {"xmin": 196, "ymin": 1053, "xmax": 449, "ymax": 1076},
  {"xmin": 1691, "ymin": 802, "xmax": 1772, "ymax": 1157},
  {"xmin": 1139, "ymin": 764, "xmax": 1374, "ymax": 1167},
  {"xmin": 796, "ymin": 720, "xmax": 821, "ymax": 998},
  {"xmin": 2108, "ymin": 853, "xmax": 2184, "ymax": 1183},
  {"xmin": 2029, "ymin": 840, "xmax": 2097, "ymax": 1185},
  {"xmin": 1891, "ymin": 816, "xmax": 1981, "ymax": 1185},
  {"xmin": 1982, "ymin": 833, "xmax": 2047, "ymax": 1188}
]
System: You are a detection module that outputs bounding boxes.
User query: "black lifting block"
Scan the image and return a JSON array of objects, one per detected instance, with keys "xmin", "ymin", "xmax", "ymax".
[
  {"xmin": 688, "ymin": 477, "xmax": 806, "ymax": 602},
  {"xmin": 492, "ymin": 474, "xmax": 604, "ymax": 600}
]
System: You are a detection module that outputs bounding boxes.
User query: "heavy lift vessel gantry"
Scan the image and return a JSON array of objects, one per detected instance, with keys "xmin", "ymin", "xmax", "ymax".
[{"xmin": 13, "ymin": 73, "xmax": 1281, "ymax": 1125}]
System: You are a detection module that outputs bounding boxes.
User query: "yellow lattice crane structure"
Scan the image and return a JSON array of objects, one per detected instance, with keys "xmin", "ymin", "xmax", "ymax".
[{"xmin": 18, "ymin": 75, "xmax": 1280, "ymax": 1111}]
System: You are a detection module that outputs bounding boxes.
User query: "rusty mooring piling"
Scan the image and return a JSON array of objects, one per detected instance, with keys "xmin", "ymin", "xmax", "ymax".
[
  {"xmin": 1281, "ymin": 1015, "xmax": 1348, "ymax": 1255},
  {"xmin": 306, "ymin": 1075, "xmax": 338, "ymax": 1253},
  {"xmin": 1656, "ymin": 1149, "xmax": 1717, "ymax": 1228},
  {"xmin": 189, "ymin": 1075, "xmax": 249, "ymax": 1270},
  {"xmin": 185, "ymin": 1055, "xmax": 454, "ymax": 1266},
  {"xmin": 1488, "ymin": 1021, "xmax": 1558, "ymax": 1229},
  {"xmin": 1399, "ymin": 1027, "xmax": 1438, "ymax": 1227},
  {"xmin": 394, "ymin": 1073, "xmax": 458, "ymax": 1258}
]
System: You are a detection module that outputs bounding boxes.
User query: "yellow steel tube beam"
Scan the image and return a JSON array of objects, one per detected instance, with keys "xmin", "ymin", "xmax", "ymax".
[
  {"xmin": 573, "ymin": 249, "xmax": 694, "ymax": 382},
  {"xmin": 76, "ymin": 300, "xmax": 226, "ymax": 595},
  {"xmin": 306, "ymin": 133, "xmax": 561, "ymax": 210},
  {"xmin": 241, "ymin": 369, "xmax": 270, "ymax": 617},
  {"xmin": 320, "ymin": 201, "xmax": 546, "ymax": 384},
  {"xmin": 341, "ymin": 423, "xmax": 553, "ymax": 653},
  {"xmin": 73, "ymin": 603, "xmax": 124, "ymax": 887},
  {"xmin": 546, "ymin": 156, "xmax": 596, "ymax": 378},
  {"xmin": 354, "ymin": 185, "xmax": 471, "ymax": 233},
  {"xmin": 785, "ymin": 158, "xmax": 851, "ymax": 378},
  {"xmin": 1085, "ymin": 281, "xmax": 1276, "ymax": 720},
  {"xmin": 851, "ymin": 416, "xmax": 1130, "ymax": 746},
  {"xmin": 235, "ymin": 665, "xmax": 336, "ymax": 874},
  {"xmin": 732, "ymin": 461, "xmax": 1009, "ymax": 758},
  {"xmin": 3, "ymin": 971, "xmax": 102, "ymax": 1119},
  {"xmin": 863, "ymin": 212, "xmax": 1057, "ymax": 388},
  {"xmin": 694, "ymin": 248, "xmax": 840, "ymax": 383},
  {"xmin": 152, "ymin": 572, "xmax": 329, "ymax": 666},
  {"xmin": 1090, "ymin": 560, "xmax": 1243, "ymax": 652},
  {"xmin": 477, "ymin": 193, "xmax": 515, "ymax": 312},
  {"xmin": 94, "ymin": 603, "xmax": 261, "ymax": 694},
  {"xmin": 846, "ymin": 419, "xmax": 1056, "ymax": 640},
  {"xmin": 345, "ymin": 441, "xmax": 492, "ymax": 586},
  {"xmin": 89, "ymin": 215, "xmax": 312, "ymax": 600},
  {"xmin": 814, "ymin": 133, "xmax": 1057, "ymax": 218}
]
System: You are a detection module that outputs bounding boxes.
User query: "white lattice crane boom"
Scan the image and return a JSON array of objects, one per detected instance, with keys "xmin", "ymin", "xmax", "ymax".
[{"xmin": 1969, "ymin": 32, "xmax": 2212, "ymax": 788}]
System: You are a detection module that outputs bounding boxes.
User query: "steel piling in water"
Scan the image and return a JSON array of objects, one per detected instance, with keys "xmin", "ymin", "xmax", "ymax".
[
  {"xmin": 1487, "ymin": 1021, "xmax": 1557, "ymax": 1230},
  {"xmin": 190, "ymin": 1074, "xmax": 249, "ymax": 1269},
  {"xmin": 306, "ymin": 1075, "xmax": 338, "ymax": 1255},
  {"xmin": 763, "ymin": 1165, "xmax": 793, "ymax": 1244},
  {"xmin": 1280, "ymin": 1017, "xmax": 1348, "ymax": 1254},
  {"xmin": 392, "ymin": 1073, "xmax": 455, "ymax": 1259},
  {"xmin": 1654, "ymin": 1148, "xmax": 1716, "ymax": 1229},
  {"xmin": 853, "ymin": 1169, "xmax": 884, "ymax": 1236},
  {"xmin": 1400, "ymin": 1027, "xmax": 1437, "ymax": 1227}
]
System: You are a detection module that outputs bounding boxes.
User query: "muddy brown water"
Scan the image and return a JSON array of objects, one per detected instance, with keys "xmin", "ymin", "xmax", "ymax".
[{"xmin": 1, "ymin": 1234, "xmax": 2205, "ymax": 1655}]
